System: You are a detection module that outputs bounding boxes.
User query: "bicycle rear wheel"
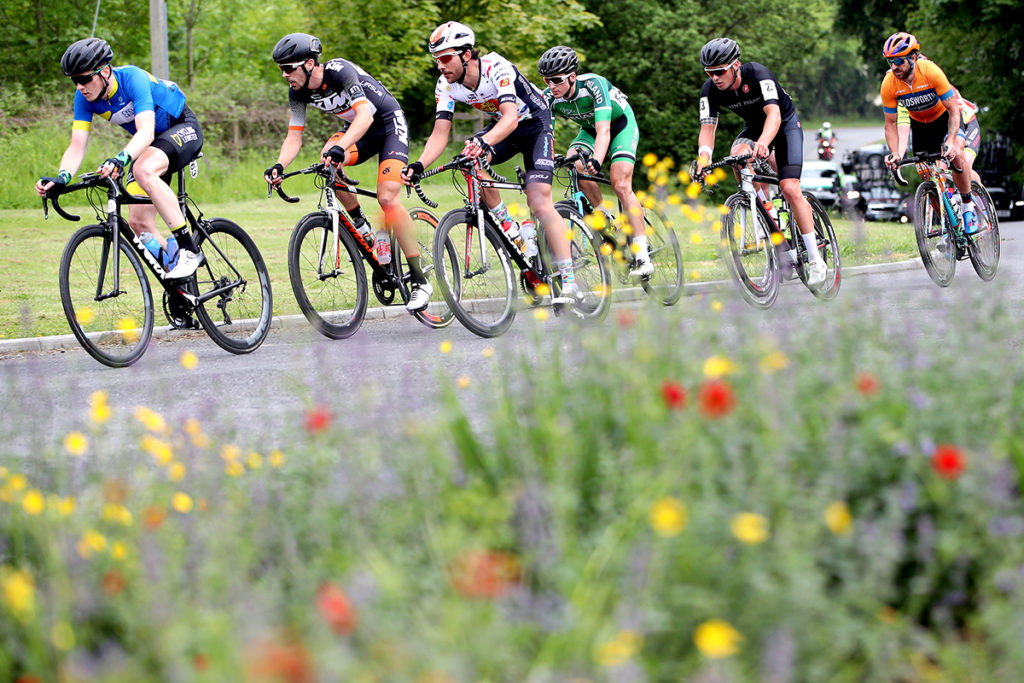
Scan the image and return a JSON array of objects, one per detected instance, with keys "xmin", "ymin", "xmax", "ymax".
[
  {"xmin": 967, "ymin": 181, "xmax": 1000, "ymax": 281},
  {"xmin": 59, "ymin": 224, "xmax": 154, "ymax": 367},
  {"xmin": 397, "ymin": 207, "xmax": 457, "ymax": 329},
  {"xmin": 433, "ymin": 210, "xmax": 516, "ymax": 338},
  {"xmin": 193, "ymin": 218, "xmax": 273, "ymax": 353},
  {"xmin": 796, "ymin": 192, "xmax": 841, "ymax": 300},
  {"xmin": 722, "ymin": 193, "xmax": 780, "ymax": 308},
  {"xmin": 640, "ymin": 208, "xmax": 684, "ymax": 305},
  {"xmin": 288, "ymin": 212, "xmax": 367, "ymax": 339},
  {"xmin": 550, "ymin": 206, "xmax": 611, "ymax": 321},
  {"xmin": 913, "ymin": 181, "xmax": 956, "ymax": 287}
]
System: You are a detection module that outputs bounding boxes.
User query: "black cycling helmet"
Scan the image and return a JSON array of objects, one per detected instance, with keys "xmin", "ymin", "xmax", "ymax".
[
  {"xmin": 61, "ymin": 37, "xmax": 113, "ymax": 76},
  {"xmin": 272, "ymin": 33, "xmax": 322, "ymax": 65},
  {"xmin": 538, "ymin": 46, "xmax": 580, "ymax": 77},
  {"xmin": 700, "ymin": 38, "xmax": 740, "ymax": 68}
]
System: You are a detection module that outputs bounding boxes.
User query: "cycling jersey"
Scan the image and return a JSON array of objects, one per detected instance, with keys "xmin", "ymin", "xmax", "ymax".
[
  {"xmin": 72, "ymin": 65, "xmax": 186, "ymax": 135},
  {"xmin": 880, "ymin": 59, "xmax": 954, "ymax": 124},
  {"xmin": 699, "ymin": 62, "xmax": 797, "ymax": 129},
  {"xmin": 896, "ymin": 86, "xmax": 977, "ymax": 126},
  {"xmin": 434, "ymin": 52, "xmax": 547, "ymax": 122},
  {"xmin": 544, "ymin": 73, "xmax": 630, "ymax": 134},
  {"xmin": 288, "ymin": 58, "xmax": 403, "ymax": 131}
]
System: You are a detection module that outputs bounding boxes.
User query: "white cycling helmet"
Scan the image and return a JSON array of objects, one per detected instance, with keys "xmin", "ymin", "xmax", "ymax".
[{"xmin": 428, "ymin": 21, "xmax": 475, "ymax": 54}]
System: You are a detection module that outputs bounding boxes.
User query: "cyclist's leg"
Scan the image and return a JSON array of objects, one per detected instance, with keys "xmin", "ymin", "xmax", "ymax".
[
  {"xmin": 519, "ymin": 121, "xmax": 571, "ymax": 264},
  {"xmin": 607, "ymin": 115, "xmax": 643, "ymax": 243},
  {"xmin": 372, "ymin": 111, "xmax": 419, "ymax": 262},
  {"xmin": 480, "ymin": 132, "xmax": 521, "ymax": 230},
  {"xmin": 730, "ymin": 131, "xmax": 773, "ymax": 203},
  {"xmin": 325, "ymin": 130, "xmax": 365, "ymax": 216},
  {"xmin": 773, "ymin": 119, "xmax": 815, "ymax": 239}
]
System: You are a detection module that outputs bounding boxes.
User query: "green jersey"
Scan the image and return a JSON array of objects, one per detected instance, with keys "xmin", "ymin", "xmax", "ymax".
[{"xmin": 543, "ymin": 73, "xmax": 631, "ymax": 135}]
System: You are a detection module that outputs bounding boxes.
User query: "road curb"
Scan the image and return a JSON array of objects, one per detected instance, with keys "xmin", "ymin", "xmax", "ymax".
[{"xmin": 0, "ymin": 258, "xmax": 922, "ymax": 355}]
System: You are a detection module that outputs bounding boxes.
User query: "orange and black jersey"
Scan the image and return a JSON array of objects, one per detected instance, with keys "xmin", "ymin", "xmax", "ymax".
[{"xmin": 287, "ymin": 58, "xmax": 402, "ymax": 131}]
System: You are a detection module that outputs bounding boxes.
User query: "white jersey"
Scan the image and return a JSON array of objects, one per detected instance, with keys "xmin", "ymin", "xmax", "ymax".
[{"xmin": 434, "ymin": 52, "xmax": 548, "ymax": 122}]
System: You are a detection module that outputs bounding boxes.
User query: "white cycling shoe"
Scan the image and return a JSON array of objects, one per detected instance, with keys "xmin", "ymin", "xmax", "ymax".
[
  {"xmin": 165, "ymin": 249, "xmax": 203, "ymax": 280},
  {"xmin": 406, "ymin": 282, "xmax": 433, "ymax": 312},
  {"xmin": 805, "ymin": 258, "xmax": 827, "ymax": 287}
]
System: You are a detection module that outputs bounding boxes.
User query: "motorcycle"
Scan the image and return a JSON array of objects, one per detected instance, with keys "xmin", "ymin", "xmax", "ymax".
[{"xmin": 817, "ymin": 138, "xmax": 835, "ymax": 161}]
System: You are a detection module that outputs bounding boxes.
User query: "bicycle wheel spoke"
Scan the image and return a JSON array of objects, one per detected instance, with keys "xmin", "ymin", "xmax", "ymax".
[{"xmin": 289, "ymin": 214, "xmax": 366, "ymax": 339}]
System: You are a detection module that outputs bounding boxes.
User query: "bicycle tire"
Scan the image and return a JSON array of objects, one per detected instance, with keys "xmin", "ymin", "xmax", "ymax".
[
  {"xmin": 639, "ymin": 208, "xmax": 684, "ymax": 305},
  {"xmin": 722, "ymin": 193, "xmax": 780, "ymax": 308},
  {"xmin": 192, "ymin": 217, "xmax": 273, "ymax": 353},
  {"xmin": 433, "ymin": 209, "xmax": 517, "ymax": 338},
  {"xmin": 795, "ymin": 192, "xmax": 841, "ymax": 300},
  {"xmin": 397, "ymin": 207, "xmax": 457, "ymax": 329},
  {"xmin": 551, "ymin": 205, "xmax": 611, "ymax": 321},
  {"xmin": 913, "ymin": 181, "xmax": 956, "ymax": 287},
  {"xmin": 967, "ymin": 181, "xmax": 1000, "ymax": 281},
  {"xmin": 59, "ymin": 223, "xmax": 154, "ymax": 368},
  {"xmin": 288, "ymin": 211, "xmax": 368, "ymax": 339}
]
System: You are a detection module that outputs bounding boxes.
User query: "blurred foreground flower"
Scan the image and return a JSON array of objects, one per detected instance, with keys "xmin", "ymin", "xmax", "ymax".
[
  {"xmin": 180, "ymin": 350, "xmax": 199, "ymax": 369},
  {"xmin": 660, "ymin": 380, "xmax": 687, "ymax": 410},
  {"xmin": 698, "ymin": 379, "xmax": 736, "ymax": 418},
  {"xmin": 825, "ymin": 501, "xmax": 853, "ymax": 535},
  {"xmin": 731, "ymin": 513, "xmax": 770, "ymax": 544},
  {"xmin": 856, "ymin": 372, "xmax": 880, "ymax": 396},
  {"xmin": 450, "ymin": 550, "xmax": 522, "ymax": 599},
  {"xmin": 316, "ymin": 583, "xmax": 358, "ymax": 635},
  {"xmin": 595, "ymin": 630, "xmax": 642, "ymax": 667},
  {"xmin": 133, "ymin": 406, "xmax": 168, "ymax": 434},
  {"xmin": 703, "ymin": 355, "xmax": 737, "ymax": 378},
  {"xmin": 172, "ymin": 492, "xmax": 194, "ymax": 513},
  {"xmin": 21, "ymin": 490, "xmax": 45, "ymax": 516},
  {"xmin": 694, "ymin": 619, "xmax": 742, "ymax": 658},
  {"xmin": 932, "ymin": 444, "xmax": 966, "ymax": 480},
  {"xmin": 247, "ymin": 638, "xmax": 314, "ymax": 683},
  {"xmin": 1, "ymin": 567, "xmax": 35, "ymax": 619},
  {"xmin": 64, "ymin": 431, "xmax": 88, "ymax": 456},
  {"xmin": 303, "ymin": 406, "xmax": 332, "ymax": 434},
  {"xmin": 90, "ymin": 390, "xmax": 111, "ymax": 424},
  {"xmin": 649, "ymin": 497, "xmax": 687, "ymax": 537}
]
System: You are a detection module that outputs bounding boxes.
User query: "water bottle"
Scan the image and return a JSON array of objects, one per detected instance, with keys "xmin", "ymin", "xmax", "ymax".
[
  {"xmin": 163, "ymin": 236, "xmax": 179, "ymax": 269},
  {"xmin": 374, "ymin": 228, "xmax": 392, "ymax": 265},
  {"xmin": 764, "ymin": 199, "xmax": 780, "ymax": 226},
  {"xmin": 521, "ymin": 219, "xmax": 538, "ymax": 258},
  {"xmin": 355, "ymin": 221, "xmax": 375, "ymax": 248},
  {"xmin": 778, "ymin": 207, "xmax": 790, "ymax": 231},
  {"xmin": 139, "ymin": 232, "xmax": 162, "ymax": 260}
]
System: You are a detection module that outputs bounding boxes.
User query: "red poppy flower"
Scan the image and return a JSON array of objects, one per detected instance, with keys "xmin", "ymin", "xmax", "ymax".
[
  {"xmin": 247, "ymin": 639, "xmax": 314, "ymax": 683},
  {"xmin": 856, "ymin": 372, "xmax": 880, "ymax": 396},
  {"xmin": 142, "ymin": 505, "xmax": 166, "ymax": 530},
  {"xmin": 616, "ymin": 309, "xmax": 637, "ymax": 328},
  {"xmin": 661, "ymin": 380, "xmax": 687, "ymax": 410},
  {"xmin": 316, "ymin": 583, "xmax": 357, "ymax": 635},
  {"xmin": 932, "ymin": 444, "xmax": 966, "ymax": 480},
  {"xmin": 450, "ymin": 551, "xmax": 522, "ymax": 599},
  {"xmin": 698, "ymin": 379, "xmax": 736, "ymax": 418},
  {"xmin": 193, "ymin": 653, "xmax": 209, "ymax": 671},
  {"xmin": 102, "ymin": 570, "xmax": 126, "ymax": 596},
  {"xmin": 303, "ymin": 405, "xmax": 332, "ymax": 434}
]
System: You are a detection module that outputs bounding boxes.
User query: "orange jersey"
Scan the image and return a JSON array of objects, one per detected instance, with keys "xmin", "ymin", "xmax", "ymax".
[{"xmin": 881, "ymin": 59, "xmax": 954, "ymax": 123}]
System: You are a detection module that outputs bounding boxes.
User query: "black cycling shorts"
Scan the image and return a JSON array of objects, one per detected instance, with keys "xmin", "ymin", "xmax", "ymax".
[
  {"xmin": 150, "ymin": 105, "xmax": 204, "ymax": 181},
  {"xmin": 480, "ymin": 113, "xmax": 556, "ymax": 185},
  {"xmin": 909, "ymin": 112, "xmax": 954, "ymax": 155},
  {"xmin": 735, "ymin": 116, "xmax": 804, "ymax": 180}
]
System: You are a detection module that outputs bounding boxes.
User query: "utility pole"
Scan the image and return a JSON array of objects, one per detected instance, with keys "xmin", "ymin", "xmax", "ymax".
[{"xmin": 149, "ymin": 0, "xmax": 169, "ymax": 79}]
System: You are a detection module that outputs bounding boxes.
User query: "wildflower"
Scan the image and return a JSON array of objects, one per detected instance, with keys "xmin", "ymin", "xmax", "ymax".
[
  {"xmin": 533, "ymin": 308, "xmax": 550, "ymax": 321},
  {"xmin": 304, "ymin": 406, "xmax": 331, "ymax": 434},
  {"xmin": 698, "ymin": 379, "xmax": 736, "ymax": 418},
  {"xmin": 142, "ymin": 505, "xmax": 167, "ymax": 530},
  {"xmin": 269, "ymin": 450, "xmax": 286, "ymax": 468},
  {"xmin": 316, "ymin": 583, "xmax": 358, "ymax": 635},
  {"xmin": 77, "ymin": 530, "xmax": 108, "ymax": 558},
  {"xmin": 111, "ymin": 542, "xmax": 127, "ymax": 560},
  {"xmin": 55, "ymin": 497, "xmax": 76, "ymax": 516},
  {"xmin": 825, "ymin": 501, "xmax": 853, "ymax": 535},
  {"xmin": 168, "ymin": 462, "xmax": 186, "ymax": 481},
  {"xmin": 439, "ymin": 340, "xmax": 453, "ymax": 353},
  {"xmin": 116, "ymin": 317, "xmax": 140, "ymax": 342},
  {"xmin": 450, "ymin": 550, "xmax": 522, "ymax": 599},
  {"xmin": 90, "ymin": 401, "xmax": 111, "ymax": 424},
  {"xmin": 172, "ymin": 492, "xmax": 193, "ymax": 514},
  {"xmin": 194, "ymin": 654, "xmax": 209, "ymax": 671},
  {"xmin": 51, "ymin": 621, "xmax": 75, "ymax": 651},
  {"xmin": 690, "ymin": 232, "xmax": 704, "ymax": 245},
  {"xmin": 64, "ymin": 431, "xmax": 88, "ymax": 456},
  {"xmin": 179, "ymin": 350, "xmax": 199, "ymax": 369},
  {"xmin": 247, "ymin": 638, "xmax": 313, "ymax": 683},
  {"xmin": 731, "ymin": 513, "xmax": 770, "ymax": 544},
  {"xmin": 759, "ymin": 350, "xmax": 789, "ymax": 374},
  {"xmin": 660, "ymin": 380, "xmax": 687, "ymax": 410},
  {"xmin": 133, "ymin": 406, "xmax": 168, "ymax": 434},
  {"xmin": 643, "ymin": 152, "xmax": 658, "ymax": 167},
  {"xmin": 220, "ymin": 444, "xmax": 241, "ymax": 462},
  {"xmin": 481, "ymin": 347, "xmax": 495, "ymax": 358},
  {"xmin": 649, "ymin": 497, "xmax": 687, "ymax": 537},
  {"xmin": 141, "ymin": 435, "xmax": 173, "ymax": 464},
  {"xmin": 710, "ymin": 300, "xmax": 723, "ymax": 312},
  {"xmin": 247, "ymin": 451, "xmax": 263, "ymax": 469},
  {"xmin": 21, "ymin": 490, "xmax": 45, "ymax": 516},
  {"xmin": 702, "ymin": 355, "xmax": 737, "ymax": 378},
  {"xmin": 595, "ymin": 630, "xmax": 642, "ymax": 667},
  {"xmin": 856, "ymin": 372, "xmax": 880, "ymax": 396},
  {"xmin": 225, "ymin": 461, "xmax": 245, "ymax": 478},
  {"xmin": 694, "ymin": 619, "xmax": 742, "ymax": 658},
  {"xmin": 102, "ymin": 570, "xmax": 126, "ymax": 596},
  {"xmin": 932, "ymin": 444, "xmax": 966, "ymax": 480},
  {"xmin": 1, "ymin": 567, "xmax": 35, "ymax": 619},
  {"xmin": 76, "ymin": 306, "xmax": 95, "ymax": 325},
  {"xmin": 455, "ymin": 375, "xmax": 471, "ymax": 389},
  {"xmin": 616, "ymin": 308, "xmax": 637, "ymax": 328},
  {"xmin": 102, "ymin": 503, "xmax": 133, "ymax": 526}
]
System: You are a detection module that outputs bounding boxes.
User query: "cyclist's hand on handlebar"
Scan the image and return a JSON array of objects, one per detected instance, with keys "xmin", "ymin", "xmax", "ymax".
[
  {"xmin": 690, "ymin": 159, "xmax": 706, "ymax": 182},
  {"xmin": 401, "ymin": 161, "xmax": 424, "ymax": 186},
  {"xmin": 463, "ymin": 135, "xmax": 494, "ymax": 160},
  {"xmin": 322, "ymin": 145, "xmax": 348, "ymax": 169},
  {"xmin": 264, "ymin": 162, "xmax": 285, "ymax": 187},
  {"xmin": 752, "ymin": 141, "xmax": 771, "ymax": 159},
  {"xmin": 586, "ymin": 157, "xmax": 603, "ymax": 176},
  {"xmin": 940, "ymin": 142, "xmax": 956, "ymax": 162},
  {"xmin": 36, "ymin": 170, "xmax": 70, "ymax": 198},
  {"xmin": 98, "ymin": 150, "xmax": 131, "ymax": 180},
  {"xmin": 884, "ymin": 153, "xmax": 900, "ymax": 171}
]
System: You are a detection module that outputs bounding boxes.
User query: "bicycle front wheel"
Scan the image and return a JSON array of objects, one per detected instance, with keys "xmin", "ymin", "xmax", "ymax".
[
  {"xmin": 398, "ymin": 207, "xmax": 456, "ymax": 329},
  {"xmin": 967, "ymin": 181, "xmax": 1000, "ymax": 281},
  {"xmin": 914, "ymin": 181, "xmax": 956, "ymax": 287},
  {"xmin": 552, "ymin": 205, "xmax": 611, "ymax": 321},
  {"xmin": 193, "ymin": 218, "xmax": 273, "ymax": 353},
  {"xmin": 433, "ymin": 210, "xmax": 516, "ymax": 338},
  {"xmin": 640, "ymin": 208, "xmax": 684, "ymax": 305},
  {"xmin": 288, "ymin": 212, "xmax": 367, "ymax": 339},
  {"xmin": 796, "ymin": 192, "xmax": 841, "ymax": 300},
  {"xmin": 722, "ymin": 193, "xmax": 780, "ymax": 308},
  {"xmin": 59, "ymin": 224, "xmax": 154, "ymax": 367}
]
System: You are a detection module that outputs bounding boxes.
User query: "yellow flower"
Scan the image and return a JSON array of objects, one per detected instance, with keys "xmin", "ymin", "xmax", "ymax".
[
  {"xmin": 7, "ymin": 474, "xmax": 27, "ymax": 492},
  {"xmin": 507, "ymin": 202, "xmax": 522, "ymax": 218},
  {"xmin": 440, "ymin": 340, "xmax": 453, "ymax": 354},
  {"xmin": 246, "ymin": 451, "xmax": 263, "ymax": 469},
  {"xmin": 703, "ymin": 355, "xmax": 737, "ymax": 378},
  {"xmin": 111, "ymin": 542, "xmax": 127, "ymax": 560},
  {"xmin": 220, "ymin": 444, "xmax": 241, "ymax": 462},
  {"xmin": 268, "ymin": 450, "xmax": 286, "ymax": 468},
  {"xmin": 103, "ymin": 503, "xmax": 133, "ymax": 526},
  {"xmin": 76, "ymin": 306, "xmax": 96, "ymax": 326},
  {"xmin": 689, "ymin": 271, "xmax": 701, "ymax": 281},
  {"xmin": 21, "ymin": 490, "xmax": 45, "ymax": 516},
  {"xmin": 667, "ymin": 194, "xmax": 682, "ymax": 205},
  {"xmin": 179, "ymin": 350, "xmax": 199, "ymax": 370},
  {"xmin": 117, "ymin": 316, "xmax": 140, "ymax": 343},
  {"xmin": 64, "ymin": 431, "xmax": 88, "ymax": 456},
  {"xmin": 594, "ymin": 630, "xmax": 642, "ymax": 667},
  {"xmin": 694, "ymin": 619, "xmax": 742, "ymax": 658},
  {"xmin": 183, "ymin": 418, "xmax": 201, "ymax": 436},
  {"xmin": 711, "ymin": 301, "xmax": 723, "ymax": 313},
  {"xmin": 133, "ymin": 406, "xmax": 167, "ymax": 434},
  {"xmin": 481, "ymin": 347, "xmax": 495, "ymax": 359},
  {"xmin": 649, "ymin": 497, "xmax": 688, "ymax": 537},
  {"xmin": 51, "ymin": 621, "xmax": 76, "ymax": 650},
  {"xmin": 172, "ymin": 492, "xmax": 193, "ymax": 513},
  {"xmin": 759, "ymin": 350, "xmax": 790, "ymax": 374},
  {"xmin": 77, "ymin": 529, "xmax": 108, "ymax": 558},
  {"xmin": 225, "ymin": 461, "xmax": 245, "ymax": 478},
  {"xmin": 642, "ymin": 152, "xmax": 658, "ymax": 167},
  {"xmin": 770, "ymin": 231, "xmax": 785, "ymax": 246},
  {"xmin": 689, "ymin": 232, "xmax": 704, "ymax": 245},
  {"xmin": 168, "ymin": 462, "xmax": 186, "ymax": 481},
  {"xmin": 533, "ymin": 308, "xmax": 550, "ymax": 321},
  {"xmin": 456, "ymin": 375, "xmax": 471, "ymax": 389},
  {"xmin": 825, "ymin": 501, "xmax": 853, "ymax": 535},
  {"xmin": 731, "ymin": 513, "xmax": 770, "ymax": 544},
  {"xmin": 535, "ymin": 283, "xmax": 551, "ymax": 297},
  {"xmin": 56, "ymin": 497, "xmax": 76, "ymax": 516},
  {"xmin": 89, "ymin": 390, "xmax": 111, "ymax": 424},
  {"xmin": 1, "ymin": 568, "xmax": 35, "ymax": 619},
  {"xmin": 141, "ymin": 435, "xmax": 174, "ymax": 465}
]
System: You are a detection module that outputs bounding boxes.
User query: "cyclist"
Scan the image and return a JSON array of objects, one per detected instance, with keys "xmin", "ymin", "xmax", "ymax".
[
  {"xmin": 880, "ymin": 33, "xmax": 981, "ymax": 233},
  {"xmin": 537, "ymin": 46, "xmax": 652, "ymax": 278},
  {"xmin": 35, "ymin": 37, "xmax": 204, "ymax": 279},
  {"xmin": 816, "ymin": 121, "xmax": 837, "ymax": 160},
  {"xmin": 692, "ymin": 38, "xmax": 827, "ymax": 286},
  {"xmin": 400, "ymin": 22, "xmax": 582, "ymax": 303},
  {"xmin": 264, "ymin": 33, "xmax": 432, "ymax": 312}
]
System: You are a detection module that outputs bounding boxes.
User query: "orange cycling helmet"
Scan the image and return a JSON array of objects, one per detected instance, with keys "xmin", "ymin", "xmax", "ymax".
[{"xmin": 883, "ymin": 32, "xmax": 920, "ymax": 58}]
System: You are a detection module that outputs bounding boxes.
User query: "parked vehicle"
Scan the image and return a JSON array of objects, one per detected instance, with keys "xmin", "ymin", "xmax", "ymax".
[{"xmin": 801, "ymin": 160, "xmax": 841, "ymax": 206}]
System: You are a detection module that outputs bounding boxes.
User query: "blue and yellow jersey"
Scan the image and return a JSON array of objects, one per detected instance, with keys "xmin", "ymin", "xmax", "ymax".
[
  {"xmin": 72, "ymin": 65, "xmax": 187, "ymax": 135},
  {"xmin": 880, "ymin": 59, "xmax": 953, "ymax": 124}
]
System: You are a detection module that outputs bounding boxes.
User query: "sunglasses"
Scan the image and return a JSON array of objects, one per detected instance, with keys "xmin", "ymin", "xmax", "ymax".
[
  {"xmin": 705, "ymin": 66, "xmax": 731, "ymax": 77},
  {"xmin": 70, "ymin": 67, "xmax": 104, "ymax": 86},
  {"xmin": 279, "ymin": 61, "xmax": 306, "ymax": 74},
  {"xmin": 887, "ymin": 56, "xmax": 909, "ymax": 67},
  {"xmin": 544, "ymin": 75, "xmax": 570, "ymax": 86},
  {"xmin": 434, "ymin": 53, "xmax": 461, "ymax": 65}
]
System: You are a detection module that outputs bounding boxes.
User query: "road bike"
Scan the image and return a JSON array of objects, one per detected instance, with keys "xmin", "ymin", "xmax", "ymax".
[
  {"xmin": 891, "ymin": 151, "xmax": 999, "ymax": 286},
  {"xmin": 552, "ymin": 151, "xmax": 684, "ymax": 306},
  {"xmin": 697, "ymin": 154, "xmax": 841, "ymax": 308},
  {"xmin": 43, "ymin": 155, "xmax": 273, "ymax": 367},
  {"xmin": 413, "ymin": 154, "xmax": 610, "ymax": 338},
  {"xmin": 272, "ymin": 163, "xmax": 455, "ymax": 338}
]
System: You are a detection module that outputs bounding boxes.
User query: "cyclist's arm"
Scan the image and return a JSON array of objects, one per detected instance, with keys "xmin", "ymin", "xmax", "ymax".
[
  {"xmin": 696, "ymin": 122, "xmax": 716, "ymax": 169},
  {"xmin": 415, "ymin": 118, "xmax": 453, "ymax": 169},
  {"xmin": 120, "ymin": 110, "xmax": 156, "ymax": 162},
  {"xmin": 320, "ymin": 103, "xmax": 373, "ymax": 161},
  {"xmin": 477, "ymin": 102, "xmax": 518, "ymax": 147},
  {"xmin": 756, "ymin": 104, "xmax": 781, "ymax": 155},
  {"xmin": 58, "ymin": 129, "xmax": 91, "ymax": 176},
  {"xmin": 275, "ymin": 128, "xmax": 304, "ymax": 169},
  {"xmin": 592, "ymin": 119, "xmax": 611, "ymax": 167},
  {"xmin": 883, "ymin": 111, "xmax": 900, "ymax": 158}
]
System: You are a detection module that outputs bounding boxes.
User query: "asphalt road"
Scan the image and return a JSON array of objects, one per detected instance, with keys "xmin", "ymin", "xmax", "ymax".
[
  {"xmin": 2, "ymin": 219, "xmax": 1021, "ymax": 458},
  {"xmin": 804, "ymin": 124, "xmax": 884, "ymax": 162}
]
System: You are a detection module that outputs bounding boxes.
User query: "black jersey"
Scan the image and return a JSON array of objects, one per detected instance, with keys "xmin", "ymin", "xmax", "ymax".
[
  {"xmin": 287, "ymin": 58, "xmax": 402, "ymax": 130},
  {"xmin": 699, "ymin": 62, "xmax": 796, "ymax": 129}
]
